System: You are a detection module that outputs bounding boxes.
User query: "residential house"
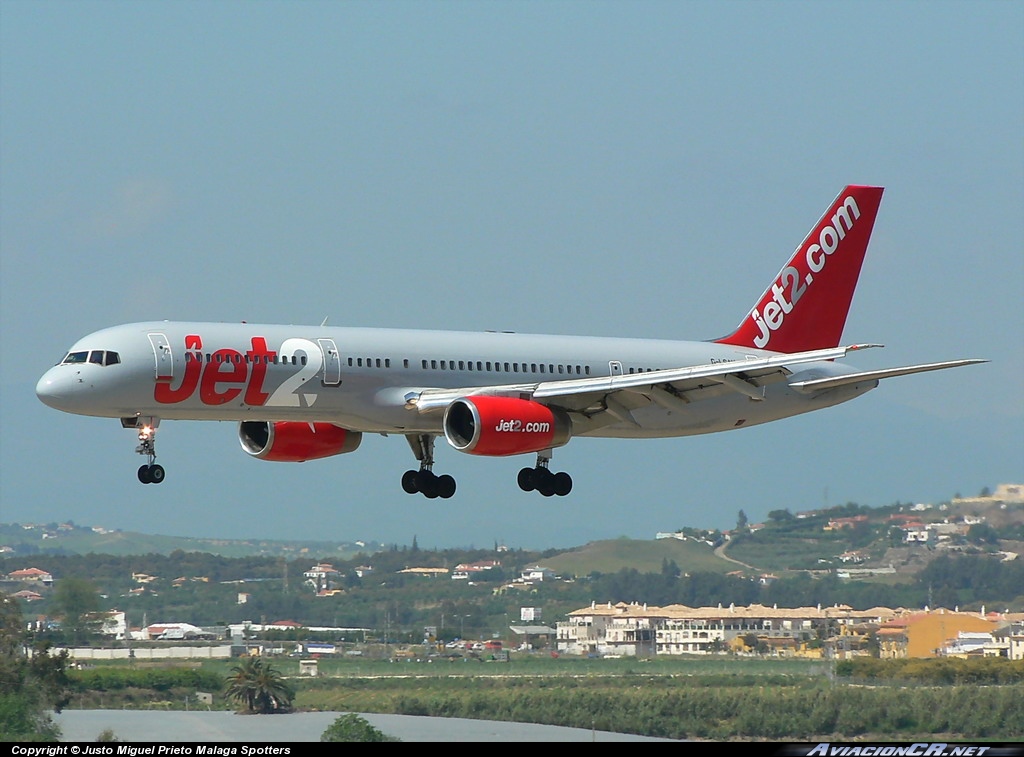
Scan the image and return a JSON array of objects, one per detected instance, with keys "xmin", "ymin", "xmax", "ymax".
[
  {"xmin": 303, "ymin": 563, "xmax": 340, "ymax": 592},
  {"xmin": 901, "ymin": 524, "xmax": 931, "ymax": 544},
  {"xmin": 520, "ymin": 566, "xmax": 557, "ymax": 582},
  {"xmin": 1007, "ymin": 623, "xmax": 1024, "ymax": 660},
  {"xmin": 5, "ymin": 567, "xmax": 53, "ymax": 586},
  {"xmin": 452, "ymin": 560, "xmax": 500, "ymax": 580},
  {"xmin": 559, "ymin": 602, "xmax": 663, "ymax": 656},
  {"xmin": 940, "ymin": 631, "xmax": 1009, "ymax": 658},
  {"xmin": 876, "ymin": 609, "xmax": 1000, "ymax": 658},
  {"xmin": 559, "ymin": 601, "xmax": 900, "ymax": 658},
  {"xmin": 96, "ymin": 611, "xmax": 127, "ymax": 639},
  {"xmin": 824, "ymin": 515, "xmax": 869, "ymax": 531}
]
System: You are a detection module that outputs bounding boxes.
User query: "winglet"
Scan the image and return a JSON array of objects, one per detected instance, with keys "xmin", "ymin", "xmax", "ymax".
[{"xmin": 716, "ymin": 185, "xmax": 884, "ymax": 353}]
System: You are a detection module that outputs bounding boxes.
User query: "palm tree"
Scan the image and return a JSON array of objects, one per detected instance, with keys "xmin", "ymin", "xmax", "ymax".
[{"xmin": 225, "ymin": 656, "xmax": 294, "ymax": 713}]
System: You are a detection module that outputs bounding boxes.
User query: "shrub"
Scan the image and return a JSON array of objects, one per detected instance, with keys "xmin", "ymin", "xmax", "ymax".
[{"xmin": 320, "ymin": 713, "xmax": 400, "ymax": 742}]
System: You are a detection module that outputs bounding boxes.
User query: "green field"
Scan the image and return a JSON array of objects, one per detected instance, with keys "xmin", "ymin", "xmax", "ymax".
[{"xmin": 64, "ymin": 656, "xmax": 1024, "ymax": 741}]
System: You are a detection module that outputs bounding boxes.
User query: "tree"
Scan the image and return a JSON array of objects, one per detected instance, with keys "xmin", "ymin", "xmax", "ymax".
[
  {"xmin": 52, "ymin": 577, "xmax": 102, "ymax": 645},
  {"xmin": 320, "ymin": 713, "xmax": 401, "ymax": 742},
  {"xmin": 967, "ymin": 523, "xmax": 999, "ymax": 546},
  {"xmin": 0, "ymin": 591, "xmax": 71, "ymax": 741},
  {"xmin": 224, "ymin": 656, "xmax": 294, "ymax": 713},
  {"xmin": 736, "ymin": 510, "xmax": 748, "ymax": 531}
]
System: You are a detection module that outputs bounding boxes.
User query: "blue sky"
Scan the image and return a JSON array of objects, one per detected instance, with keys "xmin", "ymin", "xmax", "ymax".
[{"xmin": 2, "ymin": 0, "xmax": 1021, "ymax": 550}]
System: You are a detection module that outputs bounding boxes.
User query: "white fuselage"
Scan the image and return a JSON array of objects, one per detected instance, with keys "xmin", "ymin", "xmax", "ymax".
[{"xmin": 36, "ymin": 320, "xmax": 874, "ymax": 439}]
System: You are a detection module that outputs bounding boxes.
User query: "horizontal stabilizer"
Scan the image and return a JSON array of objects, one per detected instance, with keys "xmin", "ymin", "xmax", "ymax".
[{"xmin": 788, "ymin": 359, "xmax": 987, "ymax": 393}]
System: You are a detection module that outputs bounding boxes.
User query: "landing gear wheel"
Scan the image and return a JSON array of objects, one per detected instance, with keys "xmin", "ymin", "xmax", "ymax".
[
  {"xmin": 403, "ymin": 434, "xmax": 457, "ymax": 498},
  {"xmin": 436, "ymin": 474, "xmax": 457, "ymax": 499},
  {"xmin": 536, "ymin": 469, "xmax": 556, "ymax": 497},
  {"xmin": 401, "ymin": 469, "xmax": 419, "ymax": 494},
  {"xmin": 518, "ymin": 460, "xmax": 572, "ymax": 497},
  {"xmin": 517, "ymin": 467, "xmax": 536, "ymax": 492},
  {"xmin": 416, "ymin": 469, "xmax": 439, "ymax": 498},
  {"xmin": 552, "ymin": 471, "xmax": 572, "ymax": 496},
  {"xmin": 138, "ymin": 464, "xmax": 165, "ymax": 484}
]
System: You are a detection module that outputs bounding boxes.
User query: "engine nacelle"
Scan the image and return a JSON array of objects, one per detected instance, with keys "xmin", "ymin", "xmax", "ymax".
[
  {"xmin": 443, "ymin": 396, "xmax": 571, "ymax": 456},
  {"xmin": 238, "ymin": 421, "xmax": 362, "ymax": 462}
]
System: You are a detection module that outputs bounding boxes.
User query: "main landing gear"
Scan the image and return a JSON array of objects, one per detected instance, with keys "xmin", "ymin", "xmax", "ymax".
[
  {"xmin": 517, "ymin": 452, "xmax": 572, "ymax": 497},
  {"xmin": 402, "ymin": 434, "xmax": 456, "ymax": 499},
  {"xmin": 128, "ymin": 417, "xmax": 165, "ymax": 484},
  {"xmin": 400, "ymin": 436, "xmax": 573, "ymax": 498}
]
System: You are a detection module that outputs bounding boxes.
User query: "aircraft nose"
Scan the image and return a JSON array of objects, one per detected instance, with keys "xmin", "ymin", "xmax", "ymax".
[{"xmin": 36, "ymin": 367, "xmax": 75, "ymax": 410}]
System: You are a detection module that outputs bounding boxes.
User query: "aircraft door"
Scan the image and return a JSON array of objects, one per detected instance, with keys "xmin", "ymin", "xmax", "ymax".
[
  {"xmin": 148, "ymin": 333, "xmax": 174, "ymax": 381},
  {"xmin": 609, "ymin": 360, "xmax": 624, "ymax": 377},
  {"xmin": 318, "ymin": 338, "xmax": 342, "ymax": 386}
]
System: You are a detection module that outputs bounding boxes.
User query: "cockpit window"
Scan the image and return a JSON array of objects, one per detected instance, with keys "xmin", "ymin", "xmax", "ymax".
[{"xmin": 61, "ymin": 350, "xmax": 120, "ymax": 366}]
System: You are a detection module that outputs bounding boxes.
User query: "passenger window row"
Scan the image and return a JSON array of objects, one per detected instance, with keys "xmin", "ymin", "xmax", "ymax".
[
  {"xmin": 336, "ymin": 355, "xmax": 596, "ymax": 376},
  {"xmin": 184, "ymin": 353, "xmax": 308, "ymax": 366},
  {"xmin": 417, "ymin": 359, "xmax": 591, "ymax": 376}
]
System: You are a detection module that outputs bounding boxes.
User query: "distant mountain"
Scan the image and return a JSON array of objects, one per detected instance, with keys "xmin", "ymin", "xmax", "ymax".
[{"xmin": 0, "ymin": 522, "xmax": 382, "ymax": 559}]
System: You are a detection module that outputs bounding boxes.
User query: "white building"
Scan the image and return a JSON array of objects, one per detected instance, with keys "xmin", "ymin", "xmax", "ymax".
[
  {"xmin": 940, "ymin": 631, "xmax": 1009, "ymax": 658},
  {"xmin": 558, "ymin": 601, "xmax": 899, "ymax": 657},
  {"xmin": 520, "ymin": 566, "xmax": 557, "ymax": 582}
]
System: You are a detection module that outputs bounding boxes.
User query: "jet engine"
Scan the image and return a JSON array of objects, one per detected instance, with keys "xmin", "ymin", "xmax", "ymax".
[
  {"xmin": 238, "ymin": 421, "xmax": 362, "ymax": 462},
  {"xmin": 443, "ymin": 396, "xmax": 571, "ymax": 456}
]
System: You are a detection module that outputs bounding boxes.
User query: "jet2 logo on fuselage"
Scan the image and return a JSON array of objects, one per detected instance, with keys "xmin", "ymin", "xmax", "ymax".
[{"xmin": 154, "ymin": 335, "xmax": 325, "ymax": 407}]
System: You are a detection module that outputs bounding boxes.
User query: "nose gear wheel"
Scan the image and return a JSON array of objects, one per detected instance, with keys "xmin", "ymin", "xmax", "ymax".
[{"xmin": 131, "ymin": 417, "xmax": 166, "ymax": 484}]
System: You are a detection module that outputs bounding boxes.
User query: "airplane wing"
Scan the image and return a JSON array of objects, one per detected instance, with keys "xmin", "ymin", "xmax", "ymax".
[
  {"xmin": 787, "ymin": 359, "xmax": 987, "ymax": 393},
  {"xmin": 407, "ymin": 343, "xmax": 885, "ymax": 417}
]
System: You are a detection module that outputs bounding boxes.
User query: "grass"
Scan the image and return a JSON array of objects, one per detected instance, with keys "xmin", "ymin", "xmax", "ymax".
[{"xmin": 542, "ymin": 537, "xmax": 732, "ymax": 576}]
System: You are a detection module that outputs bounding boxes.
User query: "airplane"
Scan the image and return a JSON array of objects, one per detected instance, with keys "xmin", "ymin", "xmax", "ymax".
[{"xmin": 36, "ymin": 185, "xmax": 985, "ymax": 498}]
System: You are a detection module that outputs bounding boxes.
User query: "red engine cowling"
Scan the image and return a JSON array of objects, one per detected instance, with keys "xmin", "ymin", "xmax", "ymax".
[
  {"xmin": 238, "ymin": 421, "xmax": 362, "ymax": 462},
  {"xmin": 443, "ymin": 396, "xmax": 571, "ymax": 456}
]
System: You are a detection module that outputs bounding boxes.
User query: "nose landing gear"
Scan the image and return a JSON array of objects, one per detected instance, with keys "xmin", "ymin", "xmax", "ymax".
[{"xmin": 126, "ymin": 416, "xmax": 165, "ymax": 484}]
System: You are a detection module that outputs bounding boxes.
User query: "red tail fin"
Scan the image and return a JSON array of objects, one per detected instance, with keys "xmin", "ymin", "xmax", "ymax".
[{"xmin": 716, "ymin": 185, "xmax": 884, "ymax": 353}]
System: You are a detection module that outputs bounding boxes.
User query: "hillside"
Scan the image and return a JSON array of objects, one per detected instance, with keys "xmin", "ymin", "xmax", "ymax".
[
  {"xmin": 0, "ymin": 522, "xmax": 381, "ymax": 560},
  {"xmin": 720, "ymin": 499, "xmax": 1023, "ymax": 580},
  {"xmin": 542, "ymin": 535, "xmax": 731, "ymax": 576},
  {"xmin": 2, "ymin": 497, "xmax": 1020, "ymax": 580}
]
